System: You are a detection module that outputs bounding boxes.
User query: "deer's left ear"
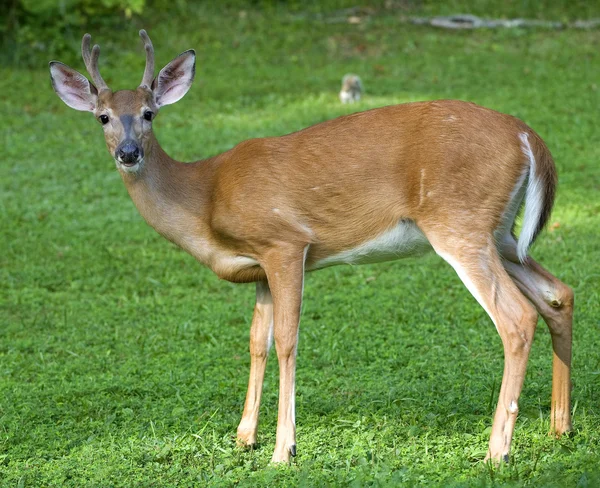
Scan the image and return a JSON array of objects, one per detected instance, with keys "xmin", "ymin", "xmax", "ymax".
[
  {"xmin": 49, "ymin": 61, "xmax": 98, "ymax": 112},
  {"xmin": 152, "ymin": 50, "xmax": 195, "ymax": 108}
]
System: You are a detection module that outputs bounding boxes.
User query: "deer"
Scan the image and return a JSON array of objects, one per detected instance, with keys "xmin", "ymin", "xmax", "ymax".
[{"xmin": 49, "ymin": 30, "xmax": 573, "ymax": 464}]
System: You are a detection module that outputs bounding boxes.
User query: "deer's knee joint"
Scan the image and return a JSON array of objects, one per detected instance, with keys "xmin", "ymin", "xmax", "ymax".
[
  {"xmin": 544, "ymin": 283, "xmax": 574, "ymax": 311},
  {"xmin": 550, "ymin": 299, "xmax": 561, "ymax": 308},
  {"xmin": 249, "ymin": 340, "xmax": 271, "ymax": 359},
  {"xmin": 250, "ymin": 349, "xmax": 269, "ymax": 360},
  {"xmin": 276, "ymin": 346, "xmax": 296, "ymax": 360},
  {"xmin": 544, "ymin": 283, "xmax": 574, "ymax": 339}
]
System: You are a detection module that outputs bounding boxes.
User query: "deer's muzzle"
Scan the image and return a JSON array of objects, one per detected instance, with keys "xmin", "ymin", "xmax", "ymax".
[{"xmin": 115, "ymin": 140, "xmax": 143, "ymax": 166}]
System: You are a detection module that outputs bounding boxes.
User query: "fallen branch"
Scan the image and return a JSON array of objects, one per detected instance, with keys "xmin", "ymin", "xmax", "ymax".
[{"xmin": 411, "ymin": 14, "xmax": 600, "ymax": 30}]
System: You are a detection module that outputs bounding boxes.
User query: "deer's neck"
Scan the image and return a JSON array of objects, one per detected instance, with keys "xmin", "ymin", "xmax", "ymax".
[
  {"xmin": 118, "ymin": 135, "xmax": 264, "ymax": 283},
  {"xmin": 119, "ymin": 135, "xmax": 215, "ymax": 260}
]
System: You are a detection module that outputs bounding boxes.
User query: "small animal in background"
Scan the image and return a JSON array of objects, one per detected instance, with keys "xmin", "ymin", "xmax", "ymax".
[{"xmin": 339, "ymin": 74, "xmax": 363, "ymax": 103}]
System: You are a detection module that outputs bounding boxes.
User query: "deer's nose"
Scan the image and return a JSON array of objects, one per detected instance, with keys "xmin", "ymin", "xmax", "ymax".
[{"xmin": 116, "ymin": 141, "xmax": 142, "ymax": 165}]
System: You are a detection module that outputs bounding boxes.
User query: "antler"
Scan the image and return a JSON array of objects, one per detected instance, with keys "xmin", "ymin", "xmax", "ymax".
[
  {"xmin": 81, "ymin": 34, "xmax": 109, "ymax": 91},
  {"xmin": 139, "ymin": 29, "xmax": 155, "ymax": 89}
]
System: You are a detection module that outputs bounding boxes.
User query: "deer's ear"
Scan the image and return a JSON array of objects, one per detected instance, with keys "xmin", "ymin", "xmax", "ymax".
[
  {"xmin": 50, "ymin": 62, "xmax": 98, "ymax": 112},
  {"xmin": 152, "ymin": 50, "xmax": 195, "ymax": 108}
]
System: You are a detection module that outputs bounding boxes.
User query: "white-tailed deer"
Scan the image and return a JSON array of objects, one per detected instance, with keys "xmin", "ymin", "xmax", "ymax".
[{"xmin": 49, "ymin": 31, "xmax": 573, "ymax": 464}]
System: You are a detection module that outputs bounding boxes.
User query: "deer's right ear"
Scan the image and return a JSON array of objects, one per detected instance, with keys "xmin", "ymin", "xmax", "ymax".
[{"xmin": 49, "ymin": 62, "xmax": 98, "ymax": 112}]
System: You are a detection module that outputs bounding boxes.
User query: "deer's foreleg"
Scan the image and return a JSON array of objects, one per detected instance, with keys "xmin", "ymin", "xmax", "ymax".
[
  {"xmin": 264, "ymin": 245, "xmax": 307, "ymax": 463},
  {"xmin": 237, "ymin": 281, "xmax": 274, "ymax": 447}
]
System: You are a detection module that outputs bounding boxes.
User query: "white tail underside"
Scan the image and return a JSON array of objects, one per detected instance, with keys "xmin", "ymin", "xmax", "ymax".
[{"xmin": 517, "ymin": 132, "xmax": 544, "ymax": 262}]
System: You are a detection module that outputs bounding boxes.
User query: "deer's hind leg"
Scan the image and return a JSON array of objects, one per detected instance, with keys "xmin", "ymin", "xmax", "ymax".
[
  {"xmin": 429, "ymin": 235, "xmax": 539, "ymax": 462},
  {"xmin": 500, "ymin": 237, "xmax": 573, "ymax": 436}
]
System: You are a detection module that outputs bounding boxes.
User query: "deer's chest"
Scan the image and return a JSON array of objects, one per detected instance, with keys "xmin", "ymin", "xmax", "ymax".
[
  {"xmin": 181, "ymin": 236, "xmax": 261, "ymax": 280},
  {"xmin": 135, "ymin": 196, "xmax": 261, "ymax": 281}
]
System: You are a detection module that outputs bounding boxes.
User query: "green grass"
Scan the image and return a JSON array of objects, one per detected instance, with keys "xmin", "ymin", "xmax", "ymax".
[{"xmin": 1, "ymin": 2, "xmax": 600, "ymax": 486}]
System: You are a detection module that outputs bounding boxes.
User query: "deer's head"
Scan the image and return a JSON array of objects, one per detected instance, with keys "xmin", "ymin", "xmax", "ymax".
[{"xmin": 49, "ymin": 31, "xmax": 195, "ymax": 173}]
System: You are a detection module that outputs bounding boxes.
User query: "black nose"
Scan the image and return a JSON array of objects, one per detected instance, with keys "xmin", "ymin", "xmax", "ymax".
[{"xmin": 116, "ymin": 141, "xmax": 141, "ymax": 165}]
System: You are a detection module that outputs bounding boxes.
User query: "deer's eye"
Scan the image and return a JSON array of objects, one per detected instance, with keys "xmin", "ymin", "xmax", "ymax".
[
  {"xmin": 99, "ymin": 114, "xmax": 109, "ymax": 125},
  {"xmin": 143, "ymin": 111, "xmax": 153, "ymax": 121}
]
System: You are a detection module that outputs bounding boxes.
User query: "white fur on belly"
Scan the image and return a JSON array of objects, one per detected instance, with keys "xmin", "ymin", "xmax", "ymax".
[{"xmin": 310, "ymin": 220, "xmax": 432, "ymax": 270}]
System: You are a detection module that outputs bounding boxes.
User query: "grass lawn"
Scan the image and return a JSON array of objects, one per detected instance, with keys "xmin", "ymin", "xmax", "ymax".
[{"xmin": 1, "ymin": 2, "xmax": 599, "ymax": 486}]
